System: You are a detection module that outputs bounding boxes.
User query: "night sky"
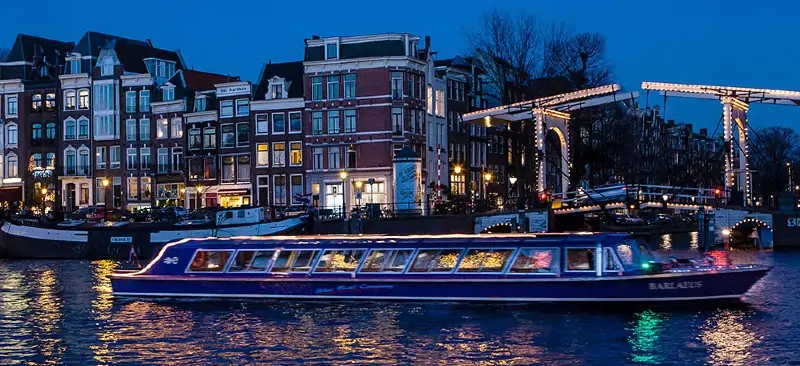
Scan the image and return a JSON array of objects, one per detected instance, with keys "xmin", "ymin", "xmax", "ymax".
[{"xmin": 2, "ymin": 0, "xmax": 798, "ymax": 133}]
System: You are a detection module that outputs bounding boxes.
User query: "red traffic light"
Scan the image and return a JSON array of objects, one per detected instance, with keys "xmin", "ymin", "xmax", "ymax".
[
  {"xmin": 714, "ymin": 188, "xmax": 721, "ymax": 195},
  {"xmin": 539, "ymin": 192, "xmax": 547, "ymax": 200}
]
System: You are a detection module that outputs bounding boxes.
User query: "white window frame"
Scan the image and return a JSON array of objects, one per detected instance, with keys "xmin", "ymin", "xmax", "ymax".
[
  {"xmin": 235, "ymin": 98, "xmax": 249, "ymax": 117},
  {"xmin": 64, "ymin": 90, "xmax": 77, "ymax": 111},
  {"xmin": 289, "ymin": 141, "xmax": 302, "ymax": 167},
  {"xmin": 64, "ymin": 118, "xmax": 77, "ymax": 140},
  {"xmin": 125, "ymin": 119, "xmax": 137, "ymax": 141},
  {"xmin": 6, "ymin": 153, "xmax": 18, "ymax": 178},
  {"xmin": 170, "ymin": 117, "xmax": 183, "ymax": 139},
  {"xmin": 273, "ymin": 175, "xmax": 287, "ymax": 206},
  {"xmin": 126, "ymin": 147, "xmax": 138, "ymax": 170},
  {"xmin": 5, "ymin": 95, "xmax": 18, "ymax": 117},
  {"xmin": 125, "ymin": 91, "xmax": 137, "ymax": 113},
  {"xmin": 139, "ymin": 118, "xmax": 150, "ymax": 141},
  {"xmin": 140, "ymin": 147, "xmax": 150, "ymax": 170},
  {"xmin": 289, "ymin": 174, "xmax": 304, "ymax": 206},
  {"xmin": 343, "ymin": 74, "xmax": 356, "ymax": 99},
  {"xmin": 325, "ymin": 41, "xmax": 339, "ymax": 60},
  {"xmin": 157, "ymin": 147, "xmax": 169, "ymax": 173},
  {"xmin": 327, "ymin": 75, "xmax": 339, "ymax": 99},
  {"xmin": 96, "ymin": 146, "xmax": 107, "ymax": 169},
  {"xmin": 171, "ymin": 147, "xmax": 183, "ymax": 172},
  {"xmin": 255, "ymin": 114, "xmax": 269, "ymax": 135},
  {"xmin": 312, "ymin": 147, "xmax": 323, "ymax": 170},
  {"xmin": 256, "ymin": 143, "xmax": 269, "ymax": 167},
  {"xmin": 163, "ymin": 86, "xmax": 175, "ymax": 102},
  {"xmin": 78, "ymin": 89, "xmax": 89, "ymax": 110},
  {"xmin": 220, "ymin": 100, "xmax": 234, "ymax": 118},
  {"xmin": 157, "ymin": 118, "xmax": 169, "ymax": 139},
  {"xmin": 110, "ymin": 145, "xmax": 120, "ymax": 169},
  {"xmin": 256, "ymin": 175, "xmax": 270, "ymax": 206},
  {"xmin": 288, "ymin": 111, "xmax": 302, "ymax": 134},
  {"xmin": 271, "ymin": 112, "xmax": 285, "ymax": 135},
  {"xmin": 272, "ymin": 142, "xmax": 286, "ymax": 168}
]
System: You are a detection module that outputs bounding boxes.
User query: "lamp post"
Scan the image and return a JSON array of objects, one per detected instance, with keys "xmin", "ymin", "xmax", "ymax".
[
  {"xmin": 354, "ymin": 180, "xmax": 363, "ymax": 206},
  {"xmin": 453, "ymin": 164, "xmax": 462, "ymax": 196},
  {"xmin": 484, "ymin": 171, "xmax": 493, "ymax": 201},
  {"xmin": 508, "ymin": 176, "xmax": 517, "ymax": 205},
  {"xmin": 339, "ymin": 170, "xmax": 348, "ymax": 218},
  {"xmin": 196, "ymin": 185, "xmax": 206, "ymax": 210},
  {"xmin": 102, "ymin": 179, "xmax": 109, "ymax": 207},
  {"xmin": 41, "ymin": 187, "xmax": 48, "ymax": 215}
]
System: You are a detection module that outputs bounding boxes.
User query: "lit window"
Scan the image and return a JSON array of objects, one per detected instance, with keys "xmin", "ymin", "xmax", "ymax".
[
  {"xmin": 65, "ymin": 90, "xmax": 76, "ymax": 110},
  {"xmin": 273, "ymin": 142, "xmax": 285, "ymax": 167},
  {"xmin": 290, "ymin": 142, "xmax": 302, "ymax": 166},
  {"xmin": 157, "ymin": 118, "xmax": 169, "ymax": 139},
  {"xmin": 170, "ymin": 117, "xmax": 183, "ymax": 138},
  {"xmin": 257, "ymin": 144, "xmax": 269, "ymax": 167}
]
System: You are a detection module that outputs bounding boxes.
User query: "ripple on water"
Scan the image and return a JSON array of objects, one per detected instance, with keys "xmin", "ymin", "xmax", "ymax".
[{"xmin": 0, "ymin": 251, "xmax": 798, "ymax": 365}]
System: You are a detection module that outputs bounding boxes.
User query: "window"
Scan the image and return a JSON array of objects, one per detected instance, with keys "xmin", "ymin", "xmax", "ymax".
[
  {"xmin": 392, "ymin": 107, "xmax": 403, "ymax": 134},
  {"xmin": 435, "ymin": 90, "xmax": 445, "ymax": 117},
  {"xmin": 272, "ymin": 113, "xmax": 285, "ymax": 134},
  {"xmin": 256, "ymin": 114, "xmax": 268, "ymax": 134},
  {"xmin": 327, "ymin": 75, "xmax": 339, "ymax": 99},
  {"xmin": 31, "ymin": 94, "xmax": 42, "ymax": 112},
  {"xmin": 156, "ymin": 61, "xmax": 166, "ymax": 78},
  {"xmin": 188, "ymin": 250, "xmax": 234, "ymax": 272},
  {"xmin": 32, "ymin": 124, "xmax": 42, "ymax": 140},
  {"xmin": 290, "ymin": 175, "xmax": 303, "ymax": 204},
  {"xmin": 290, "ymin": 142, "xmax": 302, "ymax": 166},
  {"xmin": 566, "ymin": 248, "xmax": 597, "ymax": 271},
  {"xmin": 270, "ymin": 250, "xmax": 318, "ymax": 273},
  {"xmin": 157, "ymin": 118, "xmax": 169, "ymax": 139},
  {"xmin": 96, "ymin": 146, "xmax": 106, "ymax": 169},
  {"xmin": 45, "ymin": 93, "xmax": 56, "ymax": 111},
  {"xmin": 228, "ymin": 250, "xmax": 275, "ymax": 272},
  {"xmin": 126, "ymin": 119, "xmax": 137, "ymax": 141},
  {"xmin": 271, "ymin": 84, "xmax": 283, "ymax": 99},
  {"xmin": 171, "ymin": 147, "xmax": 183, "ymax": 172},
  {"xmin": 137, "ymin": 119, "xmax": 149, "ymax": 141},
  {"xmin": 65, "ymin": 90, "xmax": 76, "ymax": 110},
  {"xmin": 256, "ymin": 143, "xmax": 269, "ymax": 167},
  {"xmin": 391, "ymin": 72, "xmax": 403, "ymax": 99},
  {"xmin": 273, "ymin": 175, "xmax": 287, "ymax": 206},
  {"xmin": 414, "ymin": 110, "xmax": 422, "ymax": 134},
  {"xmin": 344, "ymin": 74, "xmax": 356, "ymax": 99},
  {"xmin": 170, "ymin": 118, "xmax": 183, "ymax": 138},
  {"xmin": 220, "ymin": 100, "xmax": 233, "ymax": 118},
  {"xmin": 110, "ymin": 146, "xmax": 120, "ymax": 169},
  {"xmin": 327, "ymin": 146, "xmax": 340, "ymax": 170},
  {"xmin": 127, "ymin": 177, "xmax": 139, "ymax": 200},
  {"xmin": 236, "ymin": 99, "xmax": 249, "ymax": 116},
  {"xmin": 7, "ymin": 155, "xmax": 17, "ymax": 177},
  {"xmin": 94, "ymin": 115, "xmax": 115, "ymax": 138},
  {"xmin": 312, "ymin": 112, "xmax": 323, "ymax": 135},
  {"xmin": 141, "ymin": 177, "xmax": 152, "ymax": 200},
  {"xmin": 314, "ymin": 249, "xmax": 366, "ymax": 273},
  {"xmin": 126, "ymin": 148, "xmax": 138, "ymax": 170},
  {"xmin": 456, "ymin": 249, "xmax": 514, "ymax": 273},
  {"xmin": 237, "ymin": 155, "xmax": 250, "ymax": 183},
  {"xmin": 7, "ymin": 125, "xmax": 17, "ymax": 145},
  {"xmin": 194, "ymin": 97, "xmax": 206, "ymax": 112},
  {"xmin": 273, "ymin": 142, "xmax": 285, "ymax": 168},
  {"xmin": 162, "ymin": 87, "xmax": 174, "ymax": 102},
  {"xmin": 236, "ymin": 123, "xmax": 249, "ymax": 146},
  {"xmin": 289, "ymin": 112, "xmax": 302, "ymax": 133},
  {"xmin": 344, "ymin": 109, "xmax": 356, "ymax": 133},
  {"xmin": 346, "ymin": 145, "xmax": 356, "ymax": 169},
  {"xmin": 43, "ymin": 123, "xmax": 55, "ymax": 140},
  {"xmin": 426, "ymin": 85, "xmax": 433, "ymax": 114},
  {"xmin": 101, "ymin": 57, "xmax": 114, "ymax": 76},
  {"xmin": 203, "ymin": 127, "xmax": 216, "ymax": 148},
  {"xmin": 409, "ymin": 249, "xmax": 463, "ymax": 273},
  {"xmin": 157, "ymin": 148, "xmax": 168, "ymax": 173},
  {"xmin": 46, "ymin": 152, "xmax": 55, "ymax": 169},
  {"xmin": 32, "ymin": 153, "xmax": 42, "ymax": 168},
  {"xmin": 603, "ymin": 248, "xmax": 622, "ymax": 271},
  {"xmin": 327, "ymin": 111, "xmax": 340, "ymax": 134},
  {"xmin": 326, "ymin": 43, "xmax": 338, "ymax": 60},
  {"xmin": 221, "ymin": 124, "xmax": 235, "ymax": 148},
  {"xmin": 78, "ymin": 150, "xmax": 89, "ymax": 175},
  {"xmin": 93, "ymin": 84, "xmax": 115, "ymax": 111},
  {"xmin": 312, "ymin": 148, "xmax": 323, "ymax": 170},
  {"xmin": 79, "ymin": 184, "xmax": 89, "ymax": 205},
  {"xmin": 95, "ymin": 178, "xmax": 105, "ymax": 204},
  {"xmin": 78, "ymin": 90, "xmax": 89, "ymax": 110},
  {"xmin": 6, "ymin": 96, "xmax": 18, "ymax": 116},
  {"xmin": 65, "ymin": 120, "xmax": 76, "ymax": 140},
  {"xmin": 360, "ymin": 249, "xmax": 414, "ymax": 272},
  {"xmin": 221, "ymin": 156, "xmax": 235, "ymax": 183},
  {"xmin": 125, "ymin": 91, "xmax": 137, "ymax": 113},
  {"xmin": 70, "ymin": 59, "xmax": 81, "ymax": 75},
  {"xmin": 311, "ymin": 77, "xmax": 323, "ymax": 101}
]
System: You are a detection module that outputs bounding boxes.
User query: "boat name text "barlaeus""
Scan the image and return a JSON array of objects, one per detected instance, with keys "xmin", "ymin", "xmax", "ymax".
[{"xmin": 648, "ymin": 281, "xmax": 703, "ymax": 290}]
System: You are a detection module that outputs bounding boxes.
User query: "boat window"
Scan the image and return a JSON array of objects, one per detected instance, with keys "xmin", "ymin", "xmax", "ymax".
[
  {"xmin": 188, "ymin": 250, "xmax": 234, "ymax": 272},
  {"xmin": 227, "ymin": 250, "xmax": 275, "ymax": 272},
  {"xmin": 565, "ymin": 248, "xmax": 596, "ymax": 271},
  {"xmin": 361, "ymin": 249, "xmax": 415, "ymax": 273},
  {"xmin": 409, "ymin": 249, "xmax": 463, "ymax": 273},
  {"xmin": 603, "ymin": 248, "xmax": 622, "ymax": 271},
  {"xmin": 290, "ymin": 250, "xmax": 319, "ymax": 272},
  {"xmin": 509, "ymin": 248, "xmax": 559, "ymax": 274},
  {"xmin": 314, "ymin": 249, "xmax": 366, "ymax": 273},
  {"xmin": 270, "ymin": 250, "xmax": 319, "ymax": 273},
  {"xmin": 456, "ymin": 249, "xmax": 515, "ymax": 273},
  {"xmin": 615, "ymin": 242, "xmax": 635, "ymax": 265},
  {"xmin": 228, "ymin": 250, "xmax": 257, "ymax": 272}
]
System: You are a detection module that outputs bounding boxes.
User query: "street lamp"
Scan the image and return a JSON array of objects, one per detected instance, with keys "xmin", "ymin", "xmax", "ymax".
[
  {"xmin": 453, "ymin": 165, "xmax": 462, "ymax": 175},
  {"xmin": 662, "ymin": 194, "xmax": 669, "ymax": 202},
  {"xmin": 354, "ymin": 181, "xmax": 363, "ymax": 206},
  {"xmin": 483, "ymin": 171, "xmax": 492, "ymax": 202},
  {"xmin": 41, "ymin": 187, "xmax": 48, "ymax": 214},
  {"xmin": 339, "ymin": 170, "xmax": 348, "ymax": 217}
]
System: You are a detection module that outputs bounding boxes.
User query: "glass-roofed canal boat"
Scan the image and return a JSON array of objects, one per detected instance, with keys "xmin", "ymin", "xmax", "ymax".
[{"xmin": 109, "ymin": 233, "xmax": 772, "ymax": 303}]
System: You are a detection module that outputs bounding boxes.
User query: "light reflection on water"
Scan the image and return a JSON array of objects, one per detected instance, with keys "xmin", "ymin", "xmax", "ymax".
[{"xmin": 0, "ymin": 251, "xmax": 796, "ymax": 365}]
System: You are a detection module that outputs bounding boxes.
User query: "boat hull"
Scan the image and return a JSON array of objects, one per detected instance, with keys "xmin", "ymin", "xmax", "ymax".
[
  {"xmin": 0, "ymin": 217, "xmax": 306, "ymax": 260},
  {"xmin": 111, "ymin": 267, "xmax": 770, "ymax": 303}
]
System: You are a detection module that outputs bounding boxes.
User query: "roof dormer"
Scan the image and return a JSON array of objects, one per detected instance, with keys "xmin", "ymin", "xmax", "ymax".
[{"xmin": 266, "ymin": 76, "xmax": 289, "ymax": 100}]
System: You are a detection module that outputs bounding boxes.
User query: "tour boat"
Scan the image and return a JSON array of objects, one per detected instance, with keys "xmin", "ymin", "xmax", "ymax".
[
  {"xmin": 0, "ymin": 207, "xmax": 306, "ymax": 260},
  {"xmin": 109, "ymin": 233, "xmax": 771, "ymax": 303}
]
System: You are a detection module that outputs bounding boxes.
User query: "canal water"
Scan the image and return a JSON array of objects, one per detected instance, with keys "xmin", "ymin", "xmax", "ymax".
[{"xmin": 1, "ymin": 245, "xmax": 799, "ymax": 364}]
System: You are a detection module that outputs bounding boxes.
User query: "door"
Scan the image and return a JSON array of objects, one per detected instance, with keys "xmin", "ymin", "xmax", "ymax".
[{"xmin": 65, "ymin": 183, "xmax": 76, "ymax": 212}]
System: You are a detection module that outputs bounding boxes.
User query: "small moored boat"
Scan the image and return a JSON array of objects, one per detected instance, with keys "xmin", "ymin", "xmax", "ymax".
[{"xmin": 110, "ymin": 233, "xmax": 771, "ymax": 303}]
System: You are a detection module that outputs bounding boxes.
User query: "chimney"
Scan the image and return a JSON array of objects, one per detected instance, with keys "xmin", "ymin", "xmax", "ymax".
[
  {"xmin": 425, "ymin": 35, "xmax": 431, "ymax": 49},
  {"xmin": 311, "ymin": 35, "xmax": 320, "ymax": 40},
  {"xmin": 145, "ymin": 38, "xmax": 153, "ymax": 47},
  {"xmin": 700, "ymin": 128, "xmax": 708, "ymax": 137}
]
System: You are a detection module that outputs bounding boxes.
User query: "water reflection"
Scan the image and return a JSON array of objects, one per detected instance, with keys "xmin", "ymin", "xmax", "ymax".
[
  {"xmin": 628, "ymin": 310, "xmax": 667, "ymax": 364},
  {"xmin": 690, "ymin": 232, "xmax": 699, "ymax": 251},
  {"xmin": 699, "ymin": 310, "xmax": 759, "ymax": 366},
  {"xmin": 660, "ymin": 234, "xmax": 673, "ymax": 251}
]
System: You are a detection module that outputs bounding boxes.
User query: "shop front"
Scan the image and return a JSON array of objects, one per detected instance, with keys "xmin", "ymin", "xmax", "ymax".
[
  {"xmin": 157, "ymin": 183, "xmax": 185, "ymax": 208},
  {"xmin": 218, "ymin": 185, "xmax": 252, "ymax": 208}
]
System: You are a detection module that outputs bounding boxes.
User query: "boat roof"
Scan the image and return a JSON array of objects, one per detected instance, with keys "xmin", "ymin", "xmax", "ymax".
[{"xmin": 166, "ymin": 233, "xmax": 639, "ymax": 250}]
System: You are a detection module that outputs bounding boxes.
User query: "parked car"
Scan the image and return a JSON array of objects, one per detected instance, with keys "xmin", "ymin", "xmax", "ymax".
[
  {"xmin": 156, "ymin": 206, "xmax": 189, "ymax": 222},
  {"xmin": 131, "ymin": 207, "xmax": 157, "ymax": 222}
]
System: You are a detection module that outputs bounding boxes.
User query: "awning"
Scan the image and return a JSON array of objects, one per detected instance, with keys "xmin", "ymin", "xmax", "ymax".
[
  {"xmin": 219, "ymin": 189, "xmax": 250, "ymax": 196},
  {"xmin": 0, "ymin": 187, "xmax": 22, "ymax": 203}
]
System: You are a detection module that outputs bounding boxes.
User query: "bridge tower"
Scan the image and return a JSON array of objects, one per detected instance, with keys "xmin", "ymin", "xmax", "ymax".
[
  {"xmin": 641, "ymin": 82, "xmax": 800, "ymax": 206},
  {"xmin": 462, "ymin": 84, "xmax": 638, "ymax": 197}
]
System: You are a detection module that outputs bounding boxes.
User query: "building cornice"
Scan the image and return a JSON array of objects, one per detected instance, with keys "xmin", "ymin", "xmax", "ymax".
[
  {"xmin": 0, "ymin": 79, "xmax": 24, "ymax": 94},
  {"xmin": 304, "ymin": 57, "xmax": 426, "ymax": 74},
  {"xmin": 121, "ymin": 73, "xmax": 154, "ymax": 87},
  {"xmin": 306, "ymin": 33, "xmax": 419, "ymax": 47},
  {"xmin": 151, "ymin": 99, "xmax": 186, "ymax": 114},
  {"xmin": 59, "ymin": 74, "xmax": 91, "ymax": 88},
  {"xmin": 184, "ymin": 110, "xmax": 217, "ymax": 123},
  {"xmin": 251, "ymin": 98, "xmax": 305, "ymax": 111}
]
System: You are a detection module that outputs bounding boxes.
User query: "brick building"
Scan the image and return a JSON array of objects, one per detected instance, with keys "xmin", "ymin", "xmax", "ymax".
[{"xmin": 303, "ymin": 33, "xmax": 427, "ymax": 213}]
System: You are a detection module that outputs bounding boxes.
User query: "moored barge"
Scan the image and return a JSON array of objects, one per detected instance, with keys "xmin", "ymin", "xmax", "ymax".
[{"xmin": 110, "ymin": 233, "xmax": 771, "ymax": 303}]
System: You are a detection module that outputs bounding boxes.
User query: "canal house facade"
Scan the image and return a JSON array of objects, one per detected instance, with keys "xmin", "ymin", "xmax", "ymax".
[{"xmin": 302, "ymin": 33, "xmax": 428, "ymax": 213}]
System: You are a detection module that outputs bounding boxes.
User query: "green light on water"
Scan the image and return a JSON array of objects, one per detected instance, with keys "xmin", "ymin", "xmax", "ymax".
[{"xmin": 642, "ymin": 263, "xmax": 651, "ymax": 270}]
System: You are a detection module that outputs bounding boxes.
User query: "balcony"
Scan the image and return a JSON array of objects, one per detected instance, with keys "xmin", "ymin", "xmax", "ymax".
[{"xmin": 64, "ymin": 166, "xmax": 91, "ymax": 177}]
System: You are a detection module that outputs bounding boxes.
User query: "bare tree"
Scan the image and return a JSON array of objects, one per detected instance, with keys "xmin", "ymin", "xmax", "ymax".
[
  {"xmin": 750, "ymin": 126, "xmax": 800, "ymax": 202},
  {"xmin": 542, "ymin": 23, "xmax": 612, "ymax": 90},
  {"xmin": 0, "ymin": 48, "xmax": 9, "ymax": 62},
  {"xmin": 462, "ymin": 9, "xmax": 544, "ymax": 104}
]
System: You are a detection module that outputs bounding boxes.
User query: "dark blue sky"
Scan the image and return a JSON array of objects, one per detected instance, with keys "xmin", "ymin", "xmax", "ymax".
[{"xmin": 3, "ymin": 0, "xmax": 798, "ymax": 133}]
